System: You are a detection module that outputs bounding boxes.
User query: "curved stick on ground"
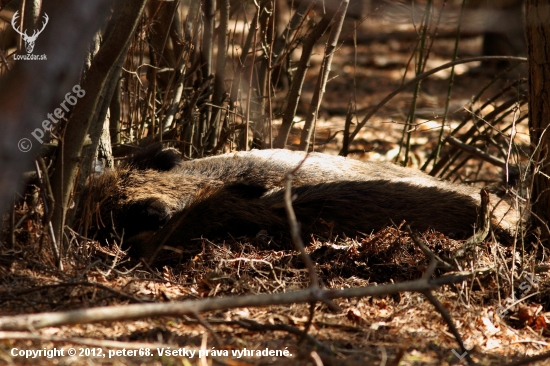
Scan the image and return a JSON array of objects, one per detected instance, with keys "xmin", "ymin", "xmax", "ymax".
[
  {"xmin": 0, "ymin": 275, "xmax": 468, "ymax": 331},
  {"xmin": 407, "ymin": 225, "xmax": 454, "ymax": 271},
  {"xmin": 422, "ymin": 290, "xmax": 474, "ymax": 365}
]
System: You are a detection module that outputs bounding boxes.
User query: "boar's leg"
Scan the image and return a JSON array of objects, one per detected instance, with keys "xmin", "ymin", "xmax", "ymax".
[{"xmin": 131, "ymin": 180, "xmax": 487, "ymax": 264}]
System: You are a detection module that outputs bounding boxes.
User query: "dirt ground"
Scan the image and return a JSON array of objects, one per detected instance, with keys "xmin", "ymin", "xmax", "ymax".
[{"xmin": 1, "ymin": 4, "xmax": 547, "ymax": 366}]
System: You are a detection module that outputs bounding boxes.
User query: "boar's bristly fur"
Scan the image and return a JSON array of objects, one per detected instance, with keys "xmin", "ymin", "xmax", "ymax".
[{"xmin": 78, "ymin": 148, "xmax": 523, "ymax": 261}]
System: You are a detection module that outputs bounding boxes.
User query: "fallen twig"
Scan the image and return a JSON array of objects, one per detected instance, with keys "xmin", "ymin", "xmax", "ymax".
[
  {"xmin": 447, "ymin": 136, "xmax": 507, "ymax": 168},
  {"xmin": 0, "ymin": 275, "xmax": 468, "ymax": 331},
  {"xmin": 407, "ymin": 225, "xmax": 454, "ymax": 271},
  {"xmin": 422, "ymin": 290, "xmax": 473, "ymax": 364},
  {"xmin": 503, "ymin": 350, "xmax": 550, "ymax": 366}
]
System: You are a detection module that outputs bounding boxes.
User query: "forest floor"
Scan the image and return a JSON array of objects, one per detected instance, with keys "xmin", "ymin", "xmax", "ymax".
[{"xmin": 1, "ymin": 7, "xmax": 547, "ymax": 366}]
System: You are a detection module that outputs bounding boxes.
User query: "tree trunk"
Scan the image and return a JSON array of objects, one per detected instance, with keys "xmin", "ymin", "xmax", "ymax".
[
  {"xmin": 0, "ymin": 0, "xmax": 110, "ymax": 222},
  {"xmin": 525, "ymin": 0, "xmax": 550, "ymax": 244},
  {"xmin": 49, "ymin": 0, "xmax": 148, "ymax": 252}
]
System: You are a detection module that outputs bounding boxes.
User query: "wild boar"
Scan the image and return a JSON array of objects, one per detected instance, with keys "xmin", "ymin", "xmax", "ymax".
[{"xmin": 78, "ymin": 146, "xmax": 522, "ymax": 260}]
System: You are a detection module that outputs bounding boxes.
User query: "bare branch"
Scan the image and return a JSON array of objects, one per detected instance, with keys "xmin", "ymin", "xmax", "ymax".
[
  {"xmin": 0, "ymin": 275, "xmax": 468, "ymax": 331},
  {"xmin": 338, "ymin": 56, "xmax": 527, "ymax": 155}
]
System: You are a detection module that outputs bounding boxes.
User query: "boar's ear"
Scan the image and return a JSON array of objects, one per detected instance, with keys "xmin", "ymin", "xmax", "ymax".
[
  {"xmin": 126, "ymin": 143, "xmax": 182, "ymax": 171},
  {"xmin": 148, "ymin": 148, "xmax": 182, "ymax": 171},
  {"xmin": 223, "ymin": 183, "xmax": 269, "ymax": 199}
]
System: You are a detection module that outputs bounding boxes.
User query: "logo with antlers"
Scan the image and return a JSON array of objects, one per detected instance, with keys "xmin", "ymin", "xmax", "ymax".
[{"xmin": 11, "ymin": 10, "xmax": 49, "ymax": 54}]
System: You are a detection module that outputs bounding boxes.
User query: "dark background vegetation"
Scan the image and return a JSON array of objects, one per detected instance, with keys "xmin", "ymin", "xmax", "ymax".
[{"xmin": 0, "ymin": 0, "xmax": 549, "ymax": 364}]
